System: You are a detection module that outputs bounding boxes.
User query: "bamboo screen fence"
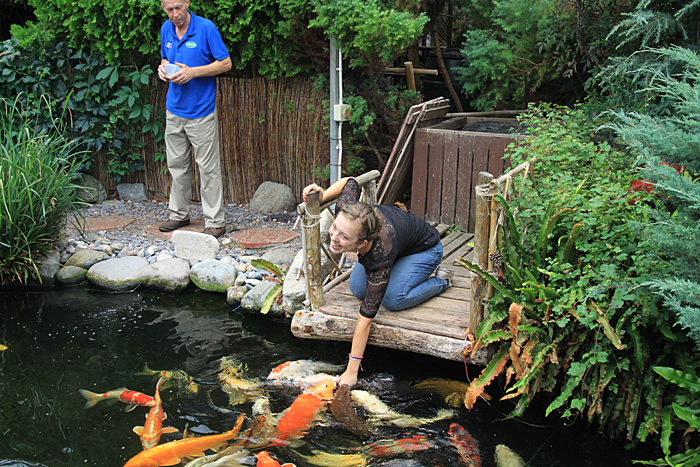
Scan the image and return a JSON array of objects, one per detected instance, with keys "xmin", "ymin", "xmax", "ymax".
[{"xmin": 88, "ymin": 76, "xmax": 329, "ymax": 205}]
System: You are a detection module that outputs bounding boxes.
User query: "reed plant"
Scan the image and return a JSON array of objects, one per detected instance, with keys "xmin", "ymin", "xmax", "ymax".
[{"xmin": 0, "ymin": 96, "xmax": 87, "ymax": 284}]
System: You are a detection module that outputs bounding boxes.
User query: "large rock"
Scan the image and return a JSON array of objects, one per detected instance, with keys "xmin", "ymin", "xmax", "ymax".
[
  {"xmin": 117, "ymin": 183, "xmax": 150, "ymax": 202},
  {"xmin": 172, "ymin": 230, "xmax": 220, "ymax": 263},
  {"xmin": 141, "ymin": 258, "xmax": 191, "ymax": 294},
  {"xmin": 35, "ymin": 247, "xmax": 62, "ymax": 286},
  {"xmin": 282, "ymin": 245, "xmax": 341, "ymax": 316},
  {"xmin": 241, "ymin": 281, "xmax": 283, "ymax": 316},
  {"xmin": 189, "ymin": 259, "xmax": 238, "ymax": 293},
  {"xmin": 226, "ymin": 285, "xmax": 248, "ymax": 305},
  {"xmin": 249, "ymin": 181, "xmax": 297, "ymax": 213},
  {"xmin": 86, "ymin": 256, "xmax": 150, "ymax": 291},
  {"xmin": 55, "ymin": 266, "xmax": 88, "ymax": 286},
  {"xmin": 64, "ymin": 249, "xmax": 109, "ymax": 269},
  {"xmin": 77, "ymin": 173, "xmax": 107, "ymax": 203},
  {"xmin": 261, "ymin": 247, "xmax": 298, "ymax": 267}
]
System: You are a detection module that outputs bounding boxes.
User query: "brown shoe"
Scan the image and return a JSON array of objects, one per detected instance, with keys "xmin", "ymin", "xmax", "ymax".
[
  {"xmin": 159, "ymin": 218, "xmax": 190, "ymax": 232},
  {"xmin": 202, "ymin": 226, "xmax": 226, "ymax": 238}
]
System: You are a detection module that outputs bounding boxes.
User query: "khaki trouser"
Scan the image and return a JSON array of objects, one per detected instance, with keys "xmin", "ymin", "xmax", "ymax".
[{"xmin": 165, "ymin": 109, "xmax": 225, "ymax": 228}]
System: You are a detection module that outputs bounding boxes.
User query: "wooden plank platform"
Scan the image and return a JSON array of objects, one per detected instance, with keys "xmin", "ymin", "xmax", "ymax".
[{"xmin": 290, "ymin": 230, "xmax": 488, "ymax": 365}]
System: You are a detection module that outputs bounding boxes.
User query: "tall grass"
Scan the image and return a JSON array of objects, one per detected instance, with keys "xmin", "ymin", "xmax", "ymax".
[{"xmin": 0, "ymin": 96, "xmax": 87, "ymax": 284}]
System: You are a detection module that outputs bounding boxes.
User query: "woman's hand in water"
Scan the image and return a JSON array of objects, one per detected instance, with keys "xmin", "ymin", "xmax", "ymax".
[
  {"xmin": 338, "ymin": 369, "xmax": 358, "ymax": 387},
  {"xmin": 302, "ymin": 183, "xmax": 324, "ymax": 202}
]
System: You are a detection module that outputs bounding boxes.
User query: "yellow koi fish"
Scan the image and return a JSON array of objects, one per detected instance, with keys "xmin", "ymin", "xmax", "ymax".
[
  {"xmin": 495, "ymin": 444, "xmax": 526, "ymax": 467},
  {"xmin": 218, "ymin": 357, "xmax": 266, "ymax": 405},
  {"xmin": 133, "ymin": 377, "xmax": 179, "ymax": 450},
  {"xmin": 123, "ymin": 414, "xmax": 245, "ymax": 467}
]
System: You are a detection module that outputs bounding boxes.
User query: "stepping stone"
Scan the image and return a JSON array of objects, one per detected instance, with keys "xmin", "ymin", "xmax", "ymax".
[
  {"xmin": 68, "ymin": 215, "xmax": 135, "ymax": 232},
  {"xmin": 229, "ymin": 227, "xmax": 300, "ymax": 248},
  {"xmin": 144, "ymin": 218, "xmax": 206, "ymax": 240}
]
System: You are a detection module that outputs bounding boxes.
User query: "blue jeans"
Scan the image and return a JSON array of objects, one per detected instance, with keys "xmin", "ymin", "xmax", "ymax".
[{"xmin": 349, "ymin": 242, "xmax": 448, "ymax": 311}]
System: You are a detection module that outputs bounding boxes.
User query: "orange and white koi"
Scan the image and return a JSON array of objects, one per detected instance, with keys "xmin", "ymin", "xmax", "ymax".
[
  {"xmin": 448, "ymin": 423, "xmax": 481, "ymax": 467},
  {"xmin": 267, "ymin": 360, "xmax": 343, "ymax": 386},
  {"xmin": 273, "ymin": 377, "xmax": 335, "ymax": 445},
  {"xmin": 133, "ymin": 377, "xmax": 179, "ymax": 450},
  {"xmin": 79, "ymin": 387, "xmax": 155, "ymax": 412},
  {"xmin": 123, "ymin": 414, "xmax": 245, "ymax": 467},
  {"xmin": 254, "ymin": 451, "xmax": 295, "ymax": 467},
  {"xmin": 365, "ymin": 434, "xmax": 433, "ymax": 457}
]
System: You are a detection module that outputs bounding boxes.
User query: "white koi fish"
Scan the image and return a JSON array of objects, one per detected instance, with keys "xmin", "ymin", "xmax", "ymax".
[
  {"xmin": 350, "ymin": 389, "xmax": 454, "ymax": 427},
  {"xmin": 495, "ymin": 444, "xmax": 526, "ymax": 467}
]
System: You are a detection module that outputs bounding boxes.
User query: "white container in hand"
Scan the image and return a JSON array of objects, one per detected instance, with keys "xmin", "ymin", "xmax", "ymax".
[{"xmin": 164, "ymin": 63, "xmax": 181, "ymax": 79}]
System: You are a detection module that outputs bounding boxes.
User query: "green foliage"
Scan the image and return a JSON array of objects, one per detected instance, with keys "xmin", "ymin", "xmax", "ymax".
[
  {"xmin": 460, "ymin": 104, "xmax": 697, "ymax": 446},
  {"xmin": 310, "ymin": 0, "xmax": 428, "ymax": 70},
  {"xmin": 0, "ymin": 39, "xmax": 163, "ymax": 181},
  {"xmin": 453, "ymin": 0, "xmax": 618, "ymax": 110},
  {"xmin": 0, "ymin": 96, "xmax": 87, "ymax": 284}
]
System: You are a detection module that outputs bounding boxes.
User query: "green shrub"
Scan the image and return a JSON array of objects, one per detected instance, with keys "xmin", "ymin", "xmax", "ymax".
[
  {"xmin": 459, "ymin": 104, "xmax": 697, "ymax": 450},
  {"xmin": 0, "ymin": 39, "xmax": 162, "ymax": 181},
  {"xmin": 0, "ymin": 97, "xmax": 87, "ymax": 284}
]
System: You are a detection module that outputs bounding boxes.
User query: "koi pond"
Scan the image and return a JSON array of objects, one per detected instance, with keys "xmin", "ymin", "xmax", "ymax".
[{"xmin": 0, "ymin": 286, "xmax": 650, "ymax": 466}]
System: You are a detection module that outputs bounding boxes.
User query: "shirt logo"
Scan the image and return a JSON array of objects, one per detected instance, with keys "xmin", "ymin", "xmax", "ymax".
[
  {"xmin": 165, "ymin": 42, "xmax": 173, "ymax": 49},
  {"xmin": 186, "ymin": 41, "xmax": 197, "ymax": 48}
]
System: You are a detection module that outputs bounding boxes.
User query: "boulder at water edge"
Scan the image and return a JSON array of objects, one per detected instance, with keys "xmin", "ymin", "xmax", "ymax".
[
  {"xmin": 172, "ymin": 230, "xmax": 219, "ymax": 263},
  {"xmin": 141, "ymin": 257, "xmax": 191, "ymax": 294},
  {"xmin": 35, "ymin": 247, "xmax": 61, "ymax": 286},
  {"xmin": 55, "ymin": 266, "xmax": 88, "ymax": 285},
  {"xmin": 86, "ymin": 256, "xmax": 150, "ymax": 291},
  {"xmin": 64, "ymin": 249, "xmax": 110, "ymax": 269},
  {"xmin": 261, "ymin": 247, "xmax": 298, "ymax": 267},
  {"xmin": 189, "ymin": 258, "xmax": 238, "ymax": 293},
  {"xmin": 226, "ymin": 285, "xmax": 248, "ymax": 305},
  {"xmin": 241, "ymin": 281, "xmax": 283, "ymax": 316}
]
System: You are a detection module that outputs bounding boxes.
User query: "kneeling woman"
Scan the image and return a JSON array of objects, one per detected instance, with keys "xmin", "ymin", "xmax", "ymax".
[{"xmin": 303, "ymin": 177, "xmax": 452, "ymax": 386}]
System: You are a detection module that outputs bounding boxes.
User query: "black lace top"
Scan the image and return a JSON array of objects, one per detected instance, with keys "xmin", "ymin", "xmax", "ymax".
[{"xmin": 336, "ymin": 178, "xmax": 440, "ymax": 318}]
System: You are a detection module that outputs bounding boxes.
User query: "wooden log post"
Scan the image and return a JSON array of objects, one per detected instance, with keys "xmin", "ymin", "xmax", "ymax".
[
  {"xmin": 304, "ymin": 191, "xmax": 324, "ymax": 311},
  {"xmin": 363, "ymin": 180, "xmax": 377, "ymax": 205},
  {"xmin": 486, "ymin": 196, "xmax": 499, "ymax": 299},
  {"xmin": 470, "ymin": 171, "xmax": 493, "ymax": 334}
]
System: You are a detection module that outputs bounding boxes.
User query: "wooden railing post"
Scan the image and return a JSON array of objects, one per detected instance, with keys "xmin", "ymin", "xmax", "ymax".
[
  {"xmin": 304, "ymin": 191, "xmax": 324, "ymax": 311},
  {"xmin": 470, "ymin": 171, "xmax": 493, "ymax": 334}
]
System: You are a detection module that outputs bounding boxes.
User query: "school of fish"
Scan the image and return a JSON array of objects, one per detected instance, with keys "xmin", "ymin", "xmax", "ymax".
[{"xmin": 76, "ymin": 358, "xmax": 527, "ymax": 467}]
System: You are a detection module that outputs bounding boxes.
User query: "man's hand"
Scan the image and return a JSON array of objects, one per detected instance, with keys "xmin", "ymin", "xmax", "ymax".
[{"xmin": 169, "ymin": 62, "xmax": 196, "ymax": 85}]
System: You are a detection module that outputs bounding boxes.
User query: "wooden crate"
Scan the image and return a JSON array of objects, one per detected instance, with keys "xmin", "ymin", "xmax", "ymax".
[{"xmin": 411, "ymin": 116, "xmax": 524, "ymax": 232}]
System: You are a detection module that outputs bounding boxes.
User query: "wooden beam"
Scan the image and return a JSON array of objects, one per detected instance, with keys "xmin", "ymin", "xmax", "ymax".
[
  {"xmin": 470, "ymin": 171, "xmax": 493, "ymax": 334},
  {"xmin": 304, "ymin": 191, "xmax": 324, "ymax": 311},
  {"xmin": 290, "ymin": 310, "xmax": 488, "ymax": 364}
]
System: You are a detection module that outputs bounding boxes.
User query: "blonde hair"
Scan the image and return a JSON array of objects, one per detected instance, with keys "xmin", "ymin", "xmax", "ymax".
[{"xmin": 339, "ymin": 202, "xmax": 381, "ymax": 242}]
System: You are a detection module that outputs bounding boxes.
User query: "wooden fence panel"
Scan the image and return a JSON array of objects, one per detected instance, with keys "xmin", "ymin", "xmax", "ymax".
[{"xmin": 412, "ymin": 118, "xmax": 522, "ymax": 232}]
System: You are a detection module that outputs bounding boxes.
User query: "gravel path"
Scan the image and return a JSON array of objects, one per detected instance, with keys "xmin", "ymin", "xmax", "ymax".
[{"xmin": 62, "ymin": 199, "xmax": 302, "ymax": 257}]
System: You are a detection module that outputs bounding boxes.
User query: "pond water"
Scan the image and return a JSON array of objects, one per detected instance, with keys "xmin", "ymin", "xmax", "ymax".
[{"xmin": 0, "ymin": 286, "xmax": 651, "ymax": 467}]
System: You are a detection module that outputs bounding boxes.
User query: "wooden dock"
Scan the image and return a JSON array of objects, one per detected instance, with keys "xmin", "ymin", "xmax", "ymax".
[{"xmin": 290, "ymin": 227, "xmax": 489, "ymax": 365}]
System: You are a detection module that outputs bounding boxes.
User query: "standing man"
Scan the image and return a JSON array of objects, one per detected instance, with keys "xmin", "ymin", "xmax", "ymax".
[{"xmin": 157, "ymin": 0, "xmax": 232, "ymax": 238}]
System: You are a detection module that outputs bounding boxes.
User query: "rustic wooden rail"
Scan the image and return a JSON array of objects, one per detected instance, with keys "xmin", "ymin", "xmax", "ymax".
[{"xmin": 468, "ymin": 159, "xmax": 534, "ymax": 331}]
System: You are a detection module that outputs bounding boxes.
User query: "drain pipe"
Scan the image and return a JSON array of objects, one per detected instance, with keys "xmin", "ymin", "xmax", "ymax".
[{"xmin": 329, "ymin": 36, "xmax": 340, "ymax": 186}]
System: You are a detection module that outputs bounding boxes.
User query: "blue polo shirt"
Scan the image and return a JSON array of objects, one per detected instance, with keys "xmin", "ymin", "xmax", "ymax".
[{"xmin": 160, "ymin": 12, "xmax": 229, "ymax": 119}]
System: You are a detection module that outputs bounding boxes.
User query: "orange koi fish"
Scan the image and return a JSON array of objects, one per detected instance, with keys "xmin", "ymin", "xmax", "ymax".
[
  {"xmin": 365, "ymin": 434, "xmax": 433, "ymax": 457},
  {"xmin": 133, "ymin": 377, "xmax": 179, "ymax": 450},
  {"xmin": 123, "ymin": 414, "xmax": 245, "ymax": 467},
  {"xmin": 254, "ymin": 451, "xmax": 295, "ymax": 467},
  {"xmin": 273, "ymin": 377, "xmax": 335, "ymax": 445},
  {"xmin": 79, "ymin": 387, "xmax": 155, "ymax": 412},
  {"xmin": 448, "ymin": 423, "xmax": 481, "ymax": 467}
]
